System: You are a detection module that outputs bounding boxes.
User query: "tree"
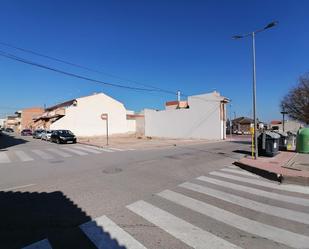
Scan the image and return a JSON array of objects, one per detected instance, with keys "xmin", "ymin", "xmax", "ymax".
[{"xmin": 281, "ymin": 73, "xmax": 309, "ymax": 124}]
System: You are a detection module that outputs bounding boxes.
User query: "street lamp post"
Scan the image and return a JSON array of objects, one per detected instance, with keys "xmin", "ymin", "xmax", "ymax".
[
  {"xmin": 229, "ymin": 103, "xmax": 233, "ymax": 138},
  {"xmin": 232, "ymin": 21, "xmax": 278, "ymax": 159}
]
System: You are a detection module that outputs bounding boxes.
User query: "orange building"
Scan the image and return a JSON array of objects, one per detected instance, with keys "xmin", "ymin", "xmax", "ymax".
[{"xmin": 19, "ymin": 107, "xmax": 44, "ymax": 131}]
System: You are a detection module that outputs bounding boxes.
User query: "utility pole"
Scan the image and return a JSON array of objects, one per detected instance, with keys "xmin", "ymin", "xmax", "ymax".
[
  {"xmin": 281, "ymin": 109, "xmax": 288, "ymax": 132},
  {"xmin": 232, "ymin": 21, "xmax": 278, "ymax": 159},
  {"xmin": 229, "ymin": 103, "xmax": 233, "ymax": 138},
  {"xmin": 252, "ymin": 31, "xmax": 258, "ymax": 159}
]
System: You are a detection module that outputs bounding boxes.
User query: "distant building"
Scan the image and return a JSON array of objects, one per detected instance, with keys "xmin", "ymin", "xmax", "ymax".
[
  {"xmin": 231, "ymin": 117, "xmax": 253, "ymax": 134},
  {"xmin": 18, "ymin": 107, "xmax": 44, "ymax": 131},
  {"xmin": 144, "ymin": 91, "xmax": 229, "ymax": 140},
  {"xmin": 270, "ymin": 119, "xmax": 304, "ymax": 132},
  {"xmin": 4, "ymin": 115, "xmax": 20, "ymax": 131},
  {"xmin": 32, "ymin": 92, "xmax": 138, "ymax": 137}
]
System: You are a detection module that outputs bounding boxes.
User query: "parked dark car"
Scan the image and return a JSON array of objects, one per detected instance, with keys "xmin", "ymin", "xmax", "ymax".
[
  {"xmin": 50, "ymin": 130, "xmax": 77, "ymax": 144},
  {"xmin": 21, "ymin": 129, "xmax": 32, "ymax": 136},
  {"xmin": 5, "ymin": 128, "xmax": 14, "ymax": 133},
  {"xmin": 32, "ymin": 129, "xmax": 44, "ymax": 139}
]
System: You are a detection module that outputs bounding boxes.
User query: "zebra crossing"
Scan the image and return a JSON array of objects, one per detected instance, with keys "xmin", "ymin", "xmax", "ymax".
[
  {"xmin": 0, "ymin": 145, "xmax": 136, "ymax": 164},
  {"xmin": 21, "ymin": 166, "xmax": 309, "ymax": 249}
]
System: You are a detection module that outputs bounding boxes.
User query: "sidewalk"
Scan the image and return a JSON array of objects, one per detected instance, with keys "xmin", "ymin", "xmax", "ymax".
[
  {"xmin": 234, "ymin": 151, "xmax": 309, "ymax": 185},
  {"xmin": 77, "ymin": 134, "xmax": 218, "ymax": 150}
]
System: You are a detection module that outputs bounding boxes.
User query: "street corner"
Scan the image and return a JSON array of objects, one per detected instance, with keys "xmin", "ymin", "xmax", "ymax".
[{"xmin": 234, "ymin": 151, "xmax": 309, "ymax": 185}]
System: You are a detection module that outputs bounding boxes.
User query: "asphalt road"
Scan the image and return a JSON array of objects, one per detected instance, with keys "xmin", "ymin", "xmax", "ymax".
[{"xmin": 1, "ymin": 133, "xmax": 309, "ymax": 249}]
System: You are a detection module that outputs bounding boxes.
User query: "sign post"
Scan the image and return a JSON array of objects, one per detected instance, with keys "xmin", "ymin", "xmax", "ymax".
[{"xmin": 101, "ymin": 113, "xmax": 109, "ymax": 146}]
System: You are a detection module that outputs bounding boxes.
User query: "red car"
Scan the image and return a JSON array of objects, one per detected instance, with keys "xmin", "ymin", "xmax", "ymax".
[{"xmin": 21, "ymin": 129, "xmax": 32, "ymax": 136}]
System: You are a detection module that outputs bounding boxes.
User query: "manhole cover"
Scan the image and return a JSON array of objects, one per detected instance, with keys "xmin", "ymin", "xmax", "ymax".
[{"xmin": 102, "ymin": 168, "xmax": 123, "ymax": 174}]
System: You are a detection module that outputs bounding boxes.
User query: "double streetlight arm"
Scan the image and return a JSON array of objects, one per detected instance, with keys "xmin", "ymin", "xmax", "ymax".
[{"xmin": 232, "ymin": 21, "xmax": 278, "ymax": 39}]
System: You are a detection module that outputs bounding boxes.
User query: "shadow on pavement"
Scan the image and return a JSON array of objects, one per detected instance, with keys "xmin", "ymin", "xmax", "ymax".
[
  {"xmin": 0, "ymin": 133, "xmax": 29, "ymax": 150},
  {"xmin": 0, "ymin": 191, "xmax": 126, "ymax": 249},
  {"xmin": 228, "ymin": 140, "xmax": 251, "ymax": 145},
  {"xmin": 233, "ymin": 149, "xmax": 252, "ymax": 156}
]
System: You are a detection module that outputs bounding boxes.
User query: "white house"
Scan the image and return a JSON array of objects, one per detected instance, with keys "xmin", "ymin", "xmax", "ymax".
[
  {"xmin": 35, "ymin": 92, "xmax": 136, "ymax": 137},
  {"xmin": 144, "ymin": 91, "xmax": 229, "ymax": 140},
  {"xmin": 0, "ymin": 118, "xmax": 5, "ymax": 128}
]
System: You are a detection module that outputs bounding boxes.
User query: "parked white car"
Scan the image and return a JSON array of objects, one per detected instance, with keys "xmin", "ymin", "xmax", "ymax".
[{"xmin": 41, "ymin": 130, "xmax": 53, "ymax": 141}]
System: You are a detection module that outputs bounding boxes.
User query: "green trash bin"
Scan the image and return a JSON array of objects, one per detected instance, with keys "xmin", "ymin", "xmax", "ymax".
[{"xmin": 296, "ymin": 128, "xmax": 309, "ymax": 153}]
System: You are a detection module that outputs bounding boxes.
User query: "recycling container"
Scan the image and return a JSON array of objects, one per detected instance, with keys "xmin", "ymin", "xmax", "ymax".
[
  {"xmin": 296, "ymin": 128, "xmax": 309, "ymax": 153},
  {"xmin": 286, "ymin": 131, "xmax": 297, "ymax": 151},
  {"xmin": 258, "ymin": 131, "xmax": 280, "ymax": 157},
  {"xmin": 274, "ymin": 131, "xmax": 288, "ymax": 151}
]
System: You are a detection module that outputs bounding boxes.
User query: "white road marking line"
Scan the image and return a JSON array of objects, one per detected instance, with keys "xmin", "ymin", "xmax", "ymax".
[
  {"xmin": 197, "ymin": 176, "xmax": 309, "ymax": 207},
  {"xmin": 180, "ymin": 182, "xmax": 309, "ymax": 225},
  {"xmin": 0, "ymin": 183, "xmax": 36, "ymax": 192},
  {"xmin": 83, "ymin": 145, "xmax": 114, "ymax": 152},
  {"xmin": 0, "ymin": 152, "xmax": 11, "ymax": 163},
  {"xmin": 220, "ymin": 168, "xmax": 259, "ymax": 178},
  {"xmin": 73, "ymin": 146, "xmax": 102, "ymax": 154},
  {"xmin": 158, "ymin": 190, "xmax": 309, "ymax": 249},
  {"xmin": 62, "ymin": 147, "xmax": 88, "ymax": 156},
  {"xmin": 80, "ymin": 215, "xmax": 146, "ymax": 249},
  {"xmin": 14, "ymin": 150, "xmax": 34, "ymax": 162},
  {"xmin": 127, "ymin": 200, "xmax": 241, "ymax": 249},
  {"xmin": 31, "ymin": 149, "xmax": 54, "ymax": 160},
  {"xmin": 210, "ymin": 171, "xmax": 309, "ymax": 195},
  {"xmin": 22, "ymin": 239, "xmax": 53, "ymax": 249},
  {"xmin": 109, "ymin": 147, "xmax": 126, "ymax": 151},
  {"xmin": 228, "ymin": 165, "xmax": 239, "ymax": 169},
  {"xmin": 46, "ymin": 148, "xmax": 72, "ymax": 158}
]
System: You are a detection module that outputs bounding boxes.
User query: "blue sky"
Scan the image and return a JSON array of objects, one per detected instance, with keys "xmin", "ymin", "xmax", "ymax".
[{"xmin": 0, "ymin": 0, "xmax": 308, "ymax": 122}]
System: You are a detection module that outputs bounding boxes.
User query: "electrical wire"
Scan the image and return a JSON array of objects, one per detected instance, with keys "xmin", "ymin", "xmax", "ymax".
[
  {"xmin": 0, "ymin": 50, "xmax": 169, "ymax": 93},
  {"xmin": 0, "ymin": 41, "xmax": 176, "ymax": 95}
]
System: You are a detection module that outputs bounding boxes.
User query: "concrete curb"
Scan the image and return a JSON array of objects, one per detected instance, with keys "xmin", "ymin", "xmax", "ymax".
[
  {"xmin": 233, "ymin": 160, "xmax": 309, "ymax": 186},
  {"xmin": 233, "ymin": 161, "xmax": 281, "ymax": 183}
]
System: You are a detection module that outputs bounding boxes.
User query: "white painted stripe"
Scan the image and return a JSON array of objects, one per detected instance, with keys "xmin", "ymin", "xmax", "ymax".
[
  {"xmin": 80, "ymin": 215, "xmax": 146, "ymax": 249},
  {"xmin": 228, "ymin": 165, "xmax": 239, "ymax": 169},
  {"xmin": 22, "ymin": 239, "xmax": 53, "ymax": 249},
  {"xmin": 98, "ymin": 148, "xmax": 114, "ymax": 152},
  {"xmin": 158, "ymin": 190, "xmax": 309, "ymax": 249},
  {"xmin": 31, "ymin": 149, "xmax": 54, "ymax": 160},
  {"xmin": 127, "ymin": 200, "xmax": 241, "ymax": 249},
  {"xmin": 0, "ymin": 152, "xmax": 11, "ymax": 163},
  {"xmin": 46, "ymin": 148, "xmax": 72, "ymax": 158},
  {"xmin": 220, "ymin": 168, "xmax": 259, "ymax": 178},
  {"xmin": 62, "ymin": 147, "xmax": 88, "ymax": 156},
  {"xmin": 109, "ymin": 147, "xmax": 125, "ymax": 151},
  {"xmin": 1, "ymin": 184, "xmax": 36, "ymax": 191},
  {"xmin": 126, "ymin": 148, "xmax": 136, "ymax": 151},
  {"xmin": 14, "ymin": 150, "xmax": 34, "ymax": 162},
  {"xmin": 180, "ymin": 182, "xmax": 309, "ymax": 225},
  {"xmin": 210, "ymin": 171, "xmax": 309, "ymax": 195},
  {"xmin": 197, "ymin": 176, "xmax": 309, "ymax": 207},
  {"xmin": 83, "ymin": 145, "xmax": 114, "ymax": 152},
  {"xmin": 73, "ymin": 146, "xmax": 102, "ymax": 154}
]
